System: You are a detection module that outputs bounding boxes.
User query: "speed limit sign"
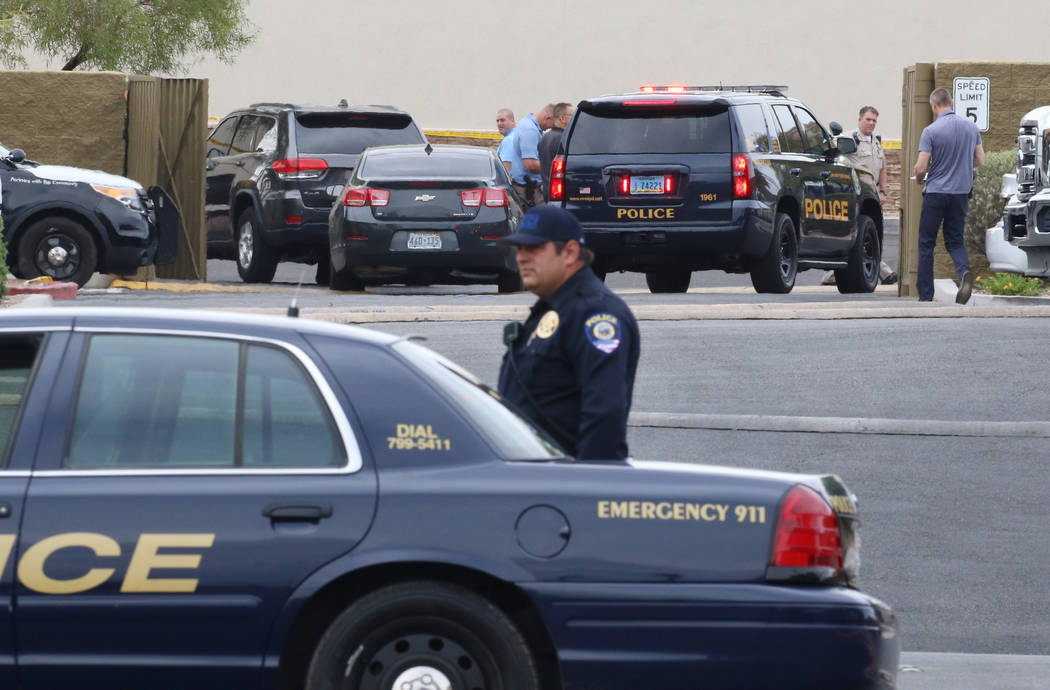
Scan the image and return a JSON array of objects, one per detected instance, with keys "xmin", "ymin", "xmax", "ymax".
[{"xmin": 953, "ymin": 77, "xmax": 989, "ymax": 132}]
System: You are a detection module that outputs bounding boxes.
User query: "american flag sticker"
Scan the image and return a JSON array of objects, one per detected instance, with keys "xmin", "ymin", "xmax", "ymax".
[{"xmin": 579, "ymin": 187, "xmax": 591, "ymax": 194}]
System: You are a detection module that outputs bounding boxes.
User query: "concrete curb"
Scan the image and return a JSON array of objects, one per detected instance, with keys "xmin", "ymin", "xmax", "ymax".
[
  {"xmin": 628, "ymin": 412, "xmax": 1050, "ymax": 438},
  {"xmin": 6, "ymin": 279, "xmax": 77, "ymax": 300}
]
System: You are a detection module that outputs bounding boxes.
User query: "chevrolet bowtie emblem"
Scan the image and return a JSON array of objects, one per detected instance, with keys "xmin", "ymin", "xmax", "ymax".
[{"xmin": 414, "ymin": 194, "xmax": 436, "ymax": 202}]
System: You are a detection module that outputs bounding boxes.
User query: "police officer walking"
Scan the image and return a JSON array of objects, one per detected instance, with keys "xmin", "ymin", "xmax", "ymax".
[{"xmin": 498, "ymin": 206, "xmax": 640, "ymax": 460}]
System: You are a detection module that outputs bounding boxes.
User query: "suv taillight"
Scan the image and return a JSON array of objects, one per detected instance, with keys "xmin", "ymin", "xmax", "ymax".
[
  {"xmin": 770, "ymin": 485, "xmax": 842, "ymax": 570},
  {"xmin": 343, "ymin": 188, "xmax": 389, "ymax": 207},
  {"xmin": 732, "ymin": 154, "xmax": 753, "ymax": 199},
  {"xmin": 550, "ymin": 156, "xmax": 565, "ymax": 201},
  {"xmin": 273, "ymin": 158, "xmax": 328, "ymax": 180}
]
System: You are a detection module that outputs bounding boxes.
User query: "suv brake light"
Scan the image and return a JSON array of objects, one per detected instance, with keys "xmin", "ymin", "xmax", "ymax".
[
  {"xmin": 770, "ymin": 485, "xmax": 842, "ymax": 570},
  {"xmin": 732, "ymin": 154, "xmax": 753, "ymax": 199},
  {"xmin": 273, "ymin": 158, "xmax": 328, "ymax": 180},
  {"xmin": 624, "ymin": 99, "xmax": 677, "ymax": 106},
  {"xmin": 343, "ymin": 187, "xmax": 389, "ymax": 207},
  {"xmin": 550, "ymin": 156, "xmax": 565, "ymax": 201}
]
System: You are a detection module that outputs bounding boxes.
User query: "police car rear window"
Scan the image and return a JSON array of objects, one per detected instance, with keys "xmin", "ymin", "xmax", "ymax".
[
  {"xmin": 393, "ymin": 341, "xmax": 568, "ymax": 461},
  {"xmin": 567, "ymin": 110, "xmax": 731, "ymax": 155},
  {"xmin": 294, "ymin": 113, "xmax": 425, "ymax": 155},
  {"xmin": 360, "ymin": 151, "xmax": 493, "ymax": 179}
]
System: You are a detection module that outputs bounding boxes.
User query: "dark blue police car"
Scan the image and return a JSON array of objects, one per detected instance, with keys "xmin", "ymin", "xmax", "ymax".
[{"xmin": 0, "ymin": 308, "xmax": 898, "ymax": 690}]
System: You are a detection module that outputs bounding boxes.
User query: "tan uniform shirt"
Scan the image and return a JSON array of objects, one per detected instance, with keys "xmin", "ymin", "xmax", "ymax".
[{"xmin": 845, "ymin": 127, "xmax": 885, "ymax": 185}]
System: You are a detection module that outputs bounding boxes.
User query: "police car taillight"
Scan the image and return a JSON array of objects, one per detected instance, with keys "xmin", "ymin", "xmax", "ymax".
[
  {"xmin": 550, "ymin": 156, "xmax": 565, "ymax": 201},
  {"xmin": 770, "ymin": 485, "xmax": 843, "ymax": 570},
  {"xmin": 732, "ymin": 155, "xmax": 753, "ymax": 199},
  {"xmin": 343, "ymin": 187, "xmax": 389, "ymax": 207},
  {"xmin": 273, "ymin": 158, "xmax": 328, "ymax": 180}
]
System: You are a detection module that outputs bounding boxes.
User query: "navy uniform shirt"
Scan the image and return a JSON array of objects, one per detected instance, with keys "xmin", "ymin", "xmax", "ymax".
[{"xmin": 497, "ymin": 266, "xmax": 640, "ymax": 460}]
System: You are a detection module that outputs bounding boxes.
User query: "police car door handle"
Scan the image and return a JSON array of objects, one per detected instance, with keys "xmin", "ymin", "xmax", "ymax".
[
  {"xmin": 789, "ymin": 168, "xmax": 801, "ymax": 177},
  {"xmin": 0, "ymin": 502, "xmax": 10, "ymax": 518},
  {"xmin": 263, "ymin": 503, "xmax": 333, "ymax": 521}
]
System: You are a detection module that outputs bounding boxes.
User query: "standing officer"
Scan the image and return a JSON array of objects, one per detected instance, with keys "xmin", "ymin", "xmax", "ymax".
[
  {"xmin": 823, "ymin": 105, "xmax": 896, "ymax": 285},
  {"xmin": 497, "ymin": 206, "xmax": 640, "ymax": 460}
]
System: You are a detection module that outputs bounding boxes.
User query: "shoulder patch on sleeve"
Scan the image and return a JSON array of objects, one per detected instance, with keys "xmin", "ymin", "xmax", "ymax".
[{"xmin": 584, "ymin": 313, "xmax": 620, "ymax": 353}]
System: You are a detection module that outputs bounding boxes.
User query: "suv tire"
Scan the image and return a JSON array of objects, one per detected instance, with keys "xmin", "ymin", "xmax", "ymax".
[
  {"xmin": 750, "ymin": 212, "xmax": 797, "ymax": 294},
  {"xmin": 835, "ymin": 214, "xmax": 880, "ymax": 294},
  {"xmin": 315, "ymin": 255, "xmax": 330, "ymax": 286},
  {"xmin": 17, "ymin": 216, "xmax": 98, "ymax": 287},
  {"xmin": 329, "ymin": 256, "xmax": 365, "ymax": 291},
  {"xmin": 645, "ymin": 270, "xmax": 691, "ymax": 293},
  {"xmin": 236, "ymin": 208, "xmax": 279, "ymax": 283}
]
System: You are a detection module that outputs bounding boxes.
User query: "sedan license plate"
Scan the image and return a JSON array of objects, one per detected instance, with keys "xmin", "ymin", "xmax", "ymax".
[
  {"xmin": 407, "ymin": 232, "xmax": 442, "ymax": 250},
  {"xmin": 630, "ymin": 175, "xmax": 664, "ymax": 195}
]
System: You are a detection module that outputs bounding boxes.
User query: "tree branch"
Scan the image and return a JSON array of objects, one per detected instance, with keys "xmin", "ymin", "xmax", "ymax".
[{"xmin": 61, "ymin": 44, "xmax": 89, "ymax": 70}]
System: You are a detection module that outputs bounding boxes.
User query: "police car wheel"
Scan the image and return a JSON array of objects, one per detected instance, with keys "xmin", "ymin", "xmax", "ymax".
[
  {"xmin": 235, "ymin": 208, "xmax": 278, "ymax": 283},
  {"xmin": 834, "ymin": 214, "xmax": 880, "ymax": 294},
  {"xmin": 306, "ymin": 581, "xmax": 540, "ymax": 690},
  {"xmin": 16, "ymin": 216, "xmax": 98, "ymax": 287},
  {"xmin": 750, "ymin": 212, "xmax": 797, "ymax": 294},
  {"xmin": 497, "ymin": 271, "xmax": 523, "ymax": 293},
  {"xmin": 645, "ymin": 270, "xmax": 691, "ymax": 293}
]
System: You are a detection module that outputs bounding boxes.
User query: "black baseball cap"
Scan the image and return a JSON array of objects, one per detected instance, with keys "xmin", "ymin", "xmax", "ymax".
[{"xmin": 502, "ymin": 205, "xmax": 585, "ymax": 246}]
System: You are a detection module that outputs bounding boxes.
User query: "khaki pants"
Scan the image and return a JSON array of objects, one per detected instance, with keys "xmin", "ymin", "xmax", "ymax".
[{"xmin": 512, "ymin": 181, "xmax": 544, "ymax": 208}]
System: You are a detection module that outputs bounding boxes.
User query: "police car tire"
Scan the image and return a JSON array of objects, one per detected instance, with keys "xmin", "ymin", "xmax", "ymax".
[
  {"xmin": 645, "ymin": 270, "xmax": 691, "ymax": 293},
  {"xmin": 235, "ymin": 208, "xmax": 278, "ymax": 283},
  {"xmin": 497, "ymin": 271, "xmax": 523, "ymax": 293},
  {"xmin": 835, "ymin": 214, "xmax": 880, "ymax": 294},
  {"xmin": 305, "ymin": 581, "xmax": 540, "ymax": 690},
  {"xmin": 16, "ymin": 216, "xmax": 98, "ymax": 287},
  {"xmin": 750, "ymin": 212, "xmax": 797, "ymax": 294}
]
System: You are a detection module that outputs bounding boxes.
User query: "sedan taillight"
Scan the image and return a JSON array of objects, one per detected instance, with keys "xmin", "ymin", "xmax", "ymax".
[
  {"xmin": 343, "ymin": 188, "xmax": 390, "ymax": 207},
  {"xmin": 484, "ymin": 188, "xmax": 508, "ymax": 207},
  {"xmin": 770, "ymin": 485, "xmax": 842, "ymax": 570},
  {"xmin": 461, "ymin": 190, "xmax": 482, "ymax": 207}
]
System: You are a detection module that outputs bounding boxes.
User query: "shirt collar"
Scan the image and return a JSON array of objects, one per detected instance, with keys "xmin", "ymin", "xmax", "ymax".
[{"xmin": 546, "ymin": 266, "xmax": 594, "ymax": 310}]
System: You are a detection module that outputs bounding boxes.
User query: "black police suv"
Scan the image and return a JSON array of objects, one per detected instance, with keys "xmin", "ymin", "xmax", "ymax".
[
  {"xmin": 1, "ymin": 143, "xmax": 178, "ymax": 287},
  {"xmin": 205, "ymin": 102, "xmax": 427, "ymax": 284},
  {"xmin": 551, "ymin": 85, "xmax": 882, "ymax": 294},
  {"xmin": 328, "ymin": 144, "xmax": 524, "ymax": 292}
]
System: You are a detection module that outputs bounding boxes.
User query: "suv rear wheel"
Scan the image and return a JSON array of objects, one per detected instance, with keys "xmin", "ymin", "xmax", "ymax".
[
  {"xmin": 835, "ymin": 214, "xmax": 880, "ymax": 293},
  {"xmin": 750, "ymin": 212, "xmax": 797, "ymax": 294},
  {"xmin": 236, "ymin": 208, "xmax": 279, "ymax": 283},
  {"xmin": 645, "ymin": 270, "xmax": 691, "ymax": 293}
]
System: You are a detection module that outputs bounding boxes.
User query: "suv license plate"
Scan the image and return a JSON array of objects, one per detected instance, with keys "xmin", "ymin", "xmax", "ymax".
[
  {"xmin": 407, "ymin": 233, "xmax": 442, "ymax": 250},
  {"xmin": 630, "ymin": 175, "xmax": 664, "ymax": 194}
]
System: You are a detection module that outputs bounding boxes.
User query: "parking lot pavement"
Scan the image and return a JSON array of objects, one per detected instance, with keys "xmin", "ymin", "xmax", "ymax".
[{"xmin": 899, "ymin": 652, "xmax": 1050, "ymax": 690}]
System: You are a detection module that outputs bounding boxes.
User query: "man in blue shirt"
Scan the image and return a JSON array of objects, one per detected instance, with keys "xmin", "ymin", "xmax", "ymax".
[
  {"xmin": 495, "ymin": 108, "xmax": 516, "ymax": 174},
  {"xmin": 913, "ymin": 87, "xmax": 985, "ymax": 304},
  {"xmin": 507, "ymin": 104, "xmax": 554, "ymax": 207}
]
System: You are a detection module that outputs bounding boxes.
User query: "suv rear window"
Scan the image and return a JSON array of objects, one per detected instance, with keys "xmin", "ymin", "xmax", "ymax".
[
  {"xmin": 294, "ymin": 113, "xmax": 424, "ymax": 155},
  {"xmin": 360, "ymin": 151, "xmax": 493, "ymax": 178},
  {"xmin": 567, "ymin": 110, "xmax": 731, "ymax": 155}
]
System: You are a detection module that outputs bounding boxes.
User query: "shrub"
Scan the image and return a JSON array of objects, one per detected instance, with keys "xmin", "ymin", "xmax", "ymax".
[
  {"xmin": 977, "ymin": 272, "xmax": 1045, "ymax": 296},
  {"xmin": 965, "ymin": 149, "xmax": 1016, "ymax": 255}
]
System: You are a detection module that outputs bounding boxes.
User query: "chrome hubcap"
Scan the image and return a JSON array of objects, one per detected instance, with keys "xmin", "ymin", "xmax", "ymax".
[
  {"xmin": 46, "ymin": 245, "xmax": 70, "ymax": 266},
  {"xmin": 389, "ymin": 666, "xmax": 451, "ymax": 690},
  {"xmin": 238, "ymin": 222, "xmax": 254, "ymax": 266}
]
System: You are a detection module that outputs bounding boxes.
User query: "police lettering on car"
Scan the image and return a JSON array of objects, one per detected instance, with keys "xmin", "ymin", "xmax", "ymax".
[{"xmin": 497, "ymin": 205, "xmax": 640, "ymax": 460}]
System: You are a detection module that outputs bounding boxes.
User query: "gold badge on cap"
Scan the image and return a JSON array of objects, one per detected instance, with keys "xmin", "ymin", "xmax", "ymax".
[{"xmin": 535, "ymin": 310, "xmax": 560, "ymax": 339}]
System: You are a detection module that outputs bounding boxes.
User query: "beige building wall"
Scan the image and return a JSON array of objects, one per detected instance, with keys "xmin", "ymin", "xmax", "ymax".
[{"xmin": 23, "ymin": 0, "xmax": 1050, "ymax": 140}]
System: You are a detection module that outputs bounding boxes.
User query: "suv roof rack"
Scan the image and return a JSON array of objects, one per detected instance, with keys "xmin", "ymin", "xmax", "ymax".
[{"xmin": 638, "ymin": 85, "xmax": 789, "ymax": 97}]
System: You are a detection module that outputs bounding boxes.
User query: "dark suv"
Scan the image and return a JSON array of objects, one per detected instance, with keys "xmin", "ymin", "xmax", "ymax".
[
  {"xmin": 205, "ymin": 102, "xmax": 427, "ymax": 283},
  {"xmin": 551, "ymin": 86, "xmax": 882, "ymax": 293}
]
